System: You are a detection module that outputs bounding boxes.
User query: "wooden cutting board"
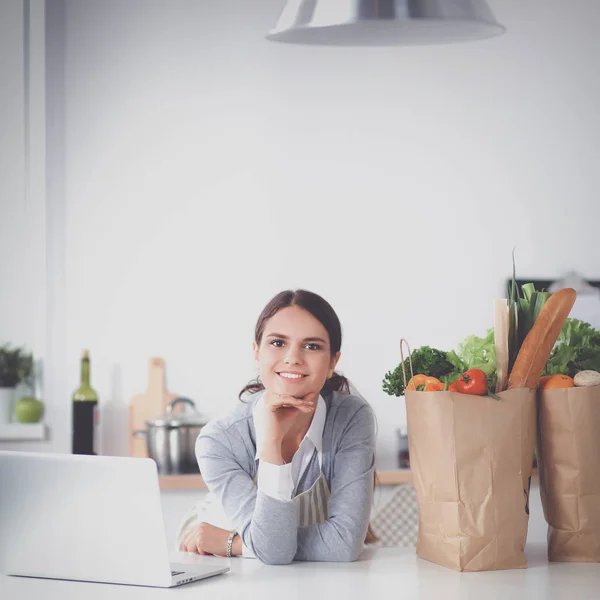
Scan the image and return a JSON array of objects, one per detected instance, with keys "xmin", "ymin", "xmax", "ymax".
[{"xmin": 129, "ymin": 357, "xmax": 178, "ymax": 458}]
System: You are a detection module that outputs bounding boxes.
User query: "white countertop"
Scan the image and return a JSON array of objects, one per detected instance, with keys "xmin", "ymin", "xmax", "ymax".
[{"xmin": 1, "ymin": 544, "xmax": 598, "ymax": 600}]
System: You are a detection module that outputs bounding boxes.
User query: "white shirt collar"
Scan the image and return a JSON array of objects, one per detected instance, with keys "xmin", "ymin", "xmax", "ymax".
[{"xmin": 253, "ymin": 390, "xmax": 326, "ymax": 459}]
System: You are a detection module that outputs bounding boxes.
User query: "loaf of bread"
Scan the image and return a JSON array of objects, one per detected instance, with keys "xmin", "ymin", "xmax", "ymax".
[{"xmin": 507, "ymin": 288, "xmax": 577, "ymax": 389}]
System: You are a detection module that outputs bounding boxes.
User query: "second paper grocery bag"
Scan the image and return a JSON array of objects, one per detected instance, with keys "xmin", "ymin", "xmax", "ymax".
[
  {"xmin": 537, "ymin": 386, "xmax": 600, "ymax": 562},
  {"xmin": 406, "ymin": 388, "xmax": 536, "ymax": 572}
]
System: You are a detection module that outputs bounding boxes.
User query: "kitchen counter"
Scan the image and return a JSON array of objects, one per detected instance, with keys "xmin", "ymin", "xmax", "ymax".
[
  {"xmin": 159, "ymin": 468, "xmax": 414, "ymax": 489},
  {"xmin": 1, "ymin": 544, "xmax": 597, "ymax": 599},
  {"xmin": 159, "ymin": 468, "xmax": 539, "ymax": 489}
]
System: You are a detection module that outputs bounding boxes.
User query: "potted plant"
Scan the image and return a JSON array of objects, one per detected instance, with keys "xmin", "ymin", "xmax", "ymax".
[{"xmin": 0, "ymin": 344, "xmax": 34, "ymax": 424}]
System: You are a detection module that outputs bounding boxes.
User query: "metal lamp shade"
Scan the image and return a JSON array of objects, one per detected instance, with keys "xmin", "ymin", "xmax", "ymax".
[{"xmin": 266, "ymin": 0, "xmax": 505, "ymax": 46}]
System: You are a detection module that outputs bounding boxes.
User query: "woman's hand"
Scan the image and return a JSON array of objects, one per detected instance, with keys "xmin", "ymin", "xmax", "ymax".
[
  {"xmin": 181, "ymin": 522, "xmax": 240, "ymax": 556},
  {"xmin": 262, "ymin": 390, "xmax": 318, "ymax": 444}
]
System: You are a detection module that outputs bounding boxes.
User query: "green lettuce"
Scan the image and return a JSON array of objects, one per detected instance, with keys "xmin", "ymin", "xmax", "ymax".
[
  {"xmin": 458, "ymin": 328, "xmax": 497, "ymax": 375},
  {"xmin": 544, "ymin": 318, "xmax": 600, "ymax": 377},
  {"xmin": 454, "ymin": 328, "xmax": 498, "ymax": 392}
]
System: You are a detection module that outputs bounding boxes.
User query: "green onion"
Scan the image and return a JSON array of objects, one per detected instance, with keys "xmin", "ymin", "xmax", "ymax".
[
  {"xmin": 507, "ymin": 249, "xmax": 520, "ymax": 374},
  {"xmin": 506, "ymin": 250, "xmax": 550, "ymax": 374}
]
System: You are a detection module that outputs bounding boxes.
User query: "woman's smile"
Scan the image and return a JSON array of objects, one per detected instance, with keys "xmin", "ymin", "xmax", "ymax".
[{"xmin": 277, "ymin": 371, "xmax": 308, "ymax": 382}]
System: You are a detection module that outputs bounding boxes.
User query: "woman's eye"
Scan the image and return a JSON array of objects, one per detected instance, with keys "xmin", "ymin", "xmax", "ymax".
[{"xmin": 269, "ymin": 340, "xmax": 320, "ymax": 351}]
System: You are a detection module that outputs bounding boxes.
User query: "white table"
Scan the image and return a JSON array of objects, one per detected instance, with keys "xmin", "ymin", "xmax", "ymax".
[{"xmin": 1, "ymin": 544, "xmax": 598, "ymax": 600}]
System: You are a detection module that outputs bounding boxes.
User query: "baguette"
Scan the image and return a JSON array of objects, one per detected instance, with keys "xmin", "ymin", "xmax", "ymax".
[{"xmin": 507, "ymin": 287, "xmax": 576, "ymax": 389}]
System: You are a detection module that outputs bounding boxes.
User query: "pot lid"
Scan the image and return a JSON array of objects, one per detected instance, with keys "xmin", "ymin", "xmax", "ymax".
[
  {"xmin": 147, "ymin": 397, "xmax": 207, "ymax": 428},
  {"xmin": 147, "ymin": 414, "xmax": 207, "ymax": 428}
]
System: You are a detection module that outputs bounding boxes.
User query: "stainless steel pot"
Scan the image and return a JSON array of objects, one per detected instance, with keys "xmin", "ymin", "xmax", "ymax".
[{"xmin": 134, "ymin": 397, "xmax": 207, "ymax": 475}]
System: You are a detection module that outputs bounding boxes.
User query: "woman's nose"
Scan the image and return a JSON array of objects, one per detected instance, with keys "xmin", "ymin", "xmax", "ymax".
[{"xmin": 284, "ymin": 351, "xmax": 301, "ymax": 365}]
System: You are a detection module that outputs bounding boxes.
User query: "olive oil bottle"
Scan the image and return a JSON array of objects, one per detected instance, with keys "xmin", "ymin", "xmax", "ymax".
[{"xmin": 72, "ymin": 350, "xmax": 99, "ymax": 455}]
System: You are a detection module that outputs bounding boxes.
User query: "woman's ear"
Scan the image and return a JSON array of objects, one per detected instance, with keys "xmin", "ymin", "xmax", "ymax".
[{"xmin": 253, "ymin": 341, "xmax": 259, "ymax": 361}]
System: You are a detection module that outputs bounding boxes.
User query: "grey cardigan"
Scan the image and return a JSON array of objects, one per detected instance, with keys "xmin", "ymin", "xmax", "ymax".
[{"xmin": 195, "ymin": 389, "xmax": 376, "ymax": 565}]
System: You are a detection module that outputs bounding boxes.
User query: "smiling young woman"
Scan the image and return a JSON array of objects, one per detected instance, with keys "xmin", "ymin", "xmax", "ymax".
[{"xmin": 176, "ymin": 289, "xmax": 378, "ymax": 564}]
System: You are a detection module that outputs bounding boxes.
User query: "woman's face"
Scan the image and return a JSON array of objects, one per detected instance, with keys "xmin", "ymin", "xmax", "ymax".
[{"xmin": 253, "ymin": 305, "xmax": 340, "ymax": 398}]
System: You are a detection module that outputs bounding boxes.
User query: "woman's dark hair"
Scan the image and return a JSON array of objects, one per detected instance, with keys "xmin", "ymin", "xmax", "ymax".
[{"xmin": 238, "ymin": 289, "xmax": 351, "ymax": 401}]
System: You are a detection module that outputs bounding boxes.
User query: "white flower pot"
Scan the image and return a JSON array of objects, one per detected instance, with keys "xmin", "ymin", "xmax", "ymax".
[{"xmin": 0, "ymin": 387, "xmax": 16, "ymax": 424}]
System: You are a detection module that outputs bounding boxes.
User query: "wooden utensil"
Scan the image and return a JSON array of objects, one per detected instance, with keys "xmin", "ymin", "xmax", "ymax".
[{"xmin": 129, "ymin": 357, "xmax": 178, "ymax": 458}]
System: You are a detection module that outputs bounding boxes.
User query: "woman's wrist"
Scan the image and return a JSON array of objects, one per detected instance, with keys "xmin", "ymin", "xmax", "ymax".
[
  {"xmin": 232, "ymin": 534, "xmax": 243, "ymax": 556},
  {"xmin": 260, "ymin": 439, "xmax": 285, "ymax": 465},
  {"xmin": 226, "ymin": 530, "xmax": 239, "ymax": 557}
]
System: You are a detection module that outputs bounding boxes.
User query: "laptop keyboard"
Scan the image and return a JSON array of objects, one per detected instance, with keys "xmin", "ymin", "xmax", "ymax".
[{"xmin": 171, "ymin": 570, "xmax": 185, "ymax": 576}]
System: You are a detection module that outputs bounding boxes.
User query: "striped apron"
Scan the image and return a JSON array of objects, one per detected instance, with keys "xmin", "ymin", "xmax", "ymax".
[{"xmin": 295, "ymin": 450, "xmax": 330, "ymax": 527}]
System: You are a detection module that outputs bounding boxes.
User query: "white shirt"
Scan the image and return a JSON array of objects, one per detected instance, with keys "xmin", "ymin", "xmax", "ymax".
[{"xmin": 253, "ymin": 391, "xmax": 326, "ymax": 501}]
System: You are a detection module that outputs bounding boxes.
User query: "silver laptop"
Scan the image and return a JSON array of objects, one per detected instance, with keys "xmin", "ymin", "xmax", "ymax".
[{"xmin": 0, "ymin": 450, "xmax": 229, "ymax": 587}]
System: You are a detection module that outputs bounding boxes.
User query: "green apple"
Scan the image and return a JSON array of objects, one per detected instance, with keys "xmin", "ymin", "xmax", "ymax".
[{"xmin": 15, "ymin": 397, "xmax": 45, "ymax": 423}]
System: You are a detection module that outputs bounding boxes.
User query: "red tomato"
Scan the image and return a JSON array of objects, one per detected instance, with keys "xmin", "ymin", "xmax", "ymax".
[{"xmin": 455, "ymin": 369, "xmax": 488, "ymax": 396}]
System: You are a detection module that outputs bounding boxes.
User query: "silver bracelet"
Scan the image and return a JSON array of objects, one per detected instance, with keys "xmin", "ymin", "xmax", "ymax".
[{"xmin": 226, "ymin": 530, "xmax": 238, "ymax": 558}]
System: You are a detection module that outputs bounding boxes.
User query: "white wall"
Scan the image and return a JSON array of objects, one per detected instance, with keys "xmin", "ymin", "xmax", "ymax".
[
  {"xmin": 2, "ymin": 0, "xmax": 600, "ymax": 468},
  {"xmin": 0, "ymin": 1, "xmax": 37, "ymax": 360},
  {"xmin": 0, "ymin": 2, "xmax": 26, "ymax": 322},
  {"xmin": 0, "ymin": 0, "xmax": 47, "ymax": 428}
]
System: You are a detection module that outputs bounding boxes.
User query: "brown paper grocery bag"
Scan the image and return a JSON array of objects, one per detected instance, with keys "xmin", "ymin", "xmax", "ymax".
[
  {"xmin": 406, "ymin": 387, "xmax": 537, "ymax": 572},
  {"xmin": 537, "ymin": 386, "xmax": 600, "ymax": 562}
]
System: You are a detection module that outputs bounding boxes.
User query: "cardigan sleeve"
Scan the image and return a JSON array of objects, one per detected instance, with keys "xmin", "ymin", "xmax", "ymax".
[{"xmin": 196, "ymin": 423, "xmax": 298, "ymax": 565}]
